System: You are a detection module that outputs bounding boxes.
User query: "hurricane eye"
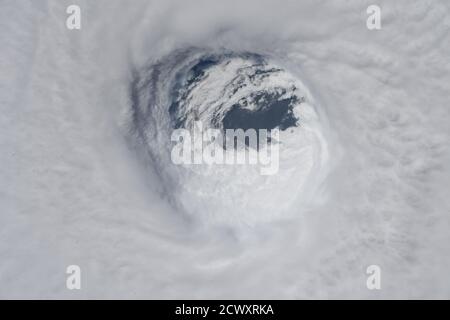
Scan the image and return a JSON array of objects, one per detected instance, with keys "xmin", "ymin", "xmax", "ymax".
[{"xmin": 128, "ymin": 48, "xmax": 329, "ymax": 226}]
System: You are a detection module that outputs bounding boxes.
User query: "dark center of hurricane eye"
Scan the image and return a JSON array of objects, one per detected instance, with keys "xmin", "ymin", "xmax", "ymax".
[
  {"xmin": 218, "ymin": 92, "xmax": 300, "ymax": 149},
  {"xmin": 221, "ymin": 92, "xmax": 300, "ymax": 132}
]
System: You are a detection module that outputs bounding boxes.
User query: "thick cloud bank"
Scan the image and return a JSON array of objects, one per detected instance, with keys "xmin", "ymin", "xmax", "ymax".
[{"xmin": 1, "ymin": 0, "xmax": 449, "ymax": 298}]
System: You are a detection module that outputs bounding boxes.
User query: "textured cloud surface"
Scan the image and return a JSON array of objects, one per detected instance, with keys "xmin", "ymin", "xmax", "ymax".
[{"xmin": 1, "ymin": 0, "xmax": 449, "ymax": 298}]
